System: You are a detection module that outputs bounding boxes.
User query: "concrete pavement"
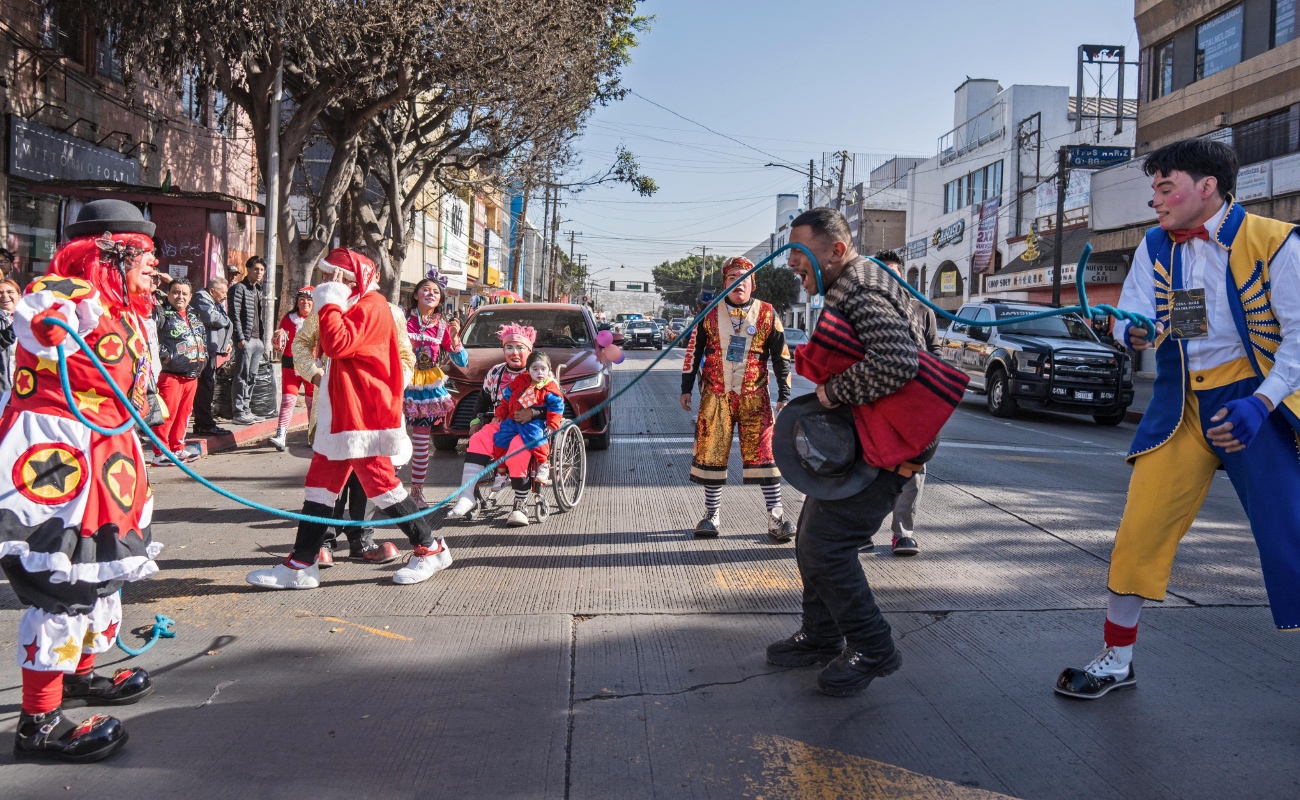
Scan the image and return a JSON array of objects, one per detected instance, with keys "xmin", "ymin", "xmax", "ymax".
[{"xmin": 1, "ymin": 349, "xmax": 1295, "ymax": 799}]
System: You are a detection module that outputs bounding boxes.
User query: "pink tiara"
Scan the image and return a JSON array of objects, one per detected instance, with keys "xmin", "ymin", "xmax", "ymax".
[{"xmin": 498, "ymin": 323, "xmax": 536, "ymax": 345}]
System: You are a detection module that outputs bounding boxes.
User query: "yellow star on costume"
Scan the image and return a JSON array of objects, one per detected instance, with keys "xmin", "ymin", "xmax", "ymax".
[
  {"xmin": 53, "ymin": 636, "xmax": 82, "ymax": 665},
  {"xmin": 75, "ymin": 387, "xmax": 109, "ymax": 413},
  {"xmin": 82, "ymin": 628, "xmax": 99, "ymax": 648},
  {"xmin": 36, "ymin": 355, "xmax": 60, "ymax": 373}
]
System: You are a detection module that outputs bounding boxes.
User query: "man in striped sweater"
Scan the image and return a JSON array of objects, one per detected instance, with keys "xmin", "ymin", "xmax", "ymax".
[{"xmin": 766, "ymin": 208, "xmax": 936, "ymax": 698}]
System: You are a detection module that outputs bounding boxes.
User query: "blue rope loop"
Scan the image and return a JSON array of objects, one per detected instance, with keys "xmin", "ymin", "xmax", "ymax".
[
  {"xmin": 115, "ymin": 605, "xmax": 176, "ymax": 658},
  {"xmin": 38, "ymin": 238, "xmax": 1143, "ymax": 529}
]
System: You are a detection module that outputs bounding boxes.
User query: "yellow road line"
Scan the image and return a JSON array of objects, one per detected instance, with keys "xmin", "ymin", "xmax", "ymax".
[{"xmin": 294, "ymin": 610, "xmax": 413, "ymax": 641}]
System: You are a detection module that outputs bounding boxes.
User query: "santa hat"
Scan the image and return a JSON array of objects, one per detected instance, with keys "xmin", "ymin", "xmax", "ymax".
[
  {"xmin": 498, "ymin": 323, "xmax": 536, "ymax": 347},
  {"xmin": 320, "ymin": 248, "xmax": 378, "ymax": 298}
]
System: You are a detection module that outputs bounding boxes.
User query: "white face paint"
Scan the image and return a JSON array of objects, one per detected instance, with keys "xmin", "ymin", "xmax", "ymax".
[{"xmin": 528, "ymin": 361, "xmax": 552, "ymax": 383}]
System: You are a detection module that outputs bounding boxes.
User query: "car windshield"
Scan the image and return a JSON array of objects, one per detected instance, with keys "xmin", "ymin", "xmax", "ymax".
[
  {"xmin": 629, "ymin": 321, "xmax": 655, "ymax": 330},
  {"xmin": 784, "ymin": 329, "xmax": 808, "ymax": 343},
  {"xmin": 462, "ymin": 307, "xmax": 591, "ymax": 348},
  {"xmin": 996, "ymin": 309, "xmax": 1096, "ymax": 341}
]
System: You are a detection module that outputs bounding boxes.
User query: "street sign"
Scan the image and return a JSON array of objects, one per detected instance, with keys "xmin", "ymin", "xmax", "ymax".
[{"xmin": 1066, "ymin": 145, "xmax": 1133, "ymax": 169}]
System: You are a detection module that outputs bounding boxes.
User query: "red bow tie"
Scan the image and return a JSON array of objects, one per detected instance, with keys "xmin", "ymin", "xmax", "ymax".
[{"xmin": 1170, "ymin": 225, "xmax": 1210, "ymax": 244}]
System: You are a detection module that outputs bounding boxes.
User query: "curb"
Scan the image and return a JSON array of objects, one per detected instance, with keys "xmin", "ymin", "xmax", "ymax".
[
  {"xmin": 188, "ymin": 410, "xmax": 309, "ymax": 456},
  {"xmin": 1125, "ymin": 408, "xmax": 1145, "ymax": 424}
]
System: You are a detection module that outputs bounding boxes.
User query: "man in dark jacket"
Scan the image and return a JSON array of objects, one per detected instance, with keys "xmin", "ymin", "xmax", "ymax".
[
  {"xmin": 228, "ymin": 256, "xmax": 266, "ymax": 424},
  {"xmin": 191, "ymin": 276, "xmax": 232, "ymax": 435},
  {"xmin": 766, "ymin": 209, "xmax": 934, "ymax": 698}
]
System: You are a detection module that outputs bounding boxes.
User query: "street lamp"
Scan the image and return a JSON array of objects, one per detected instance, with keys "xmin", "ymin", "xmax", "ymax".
[{"xmin": 765, "ymin": 160, "xmax": 821, "ymax": 209}]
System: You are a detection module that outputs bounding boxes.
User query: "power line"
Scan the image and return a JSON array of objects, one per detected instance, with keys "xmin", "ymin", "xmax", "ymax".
[{"xmin": 628, "ymin": 90, "xmax": 804, "ymax": 169}]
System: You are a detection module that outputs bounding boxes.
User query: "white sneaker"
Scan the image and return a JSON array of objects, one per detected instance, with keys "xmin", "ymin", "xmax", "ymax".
[
  {"xmin": 535, "ymin": 463, "xmax": 551, "ymax": 485},
  {"xmin": 149, "ymin": 452, "xmax": 175, "ymax": 467},
  {"xmin": 447, "ymin": 496, "xmax": 476, "ymax": 519},
  {"xmin": 492, "ymin": 474, "xmax": 510, "ymax": 492},
  {"xmin": 269, "ymin": 430, "xmax": 287, "ymax": 452},
  {"xmin": 506, "ymin": 508, "xmax": 530, "ymax": 527},
  {"xmin": 767, "ymin": 507, "xmax": 795, "ymax": 543},
  {"xmin": 245, "ymin": 562, "xmax": 320, "ymax": 590},
  {"xmin": 393, "ymin": 541, "xmax": 453, "ymax": 585}
]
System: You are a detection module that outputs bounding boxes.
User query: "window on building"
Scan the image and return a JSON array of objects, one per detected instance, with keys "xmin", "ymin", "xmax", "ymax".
[
  {"xmin": 181, "ymin": 68, "xmax": 206, "ymax": 125},
  {"xmin": 1277, "ymin": 0, "xmax": 1298, "ymax": 46},
  {"xmin": 943, "ymin": 161, "xmax": 1004, "ymax": 214},
  {"xmin": 96, "ymin": 27, "xmax": 122, "ymax": 82},
  {"xmin": 1151, "ymin": 40, "xmax": 1176, "ymax": 99},
  {"xmin": 1195, "ymin": 5, "xmax": 1243, "ymax": 81},
  {"xmin": 1234, "ymin": 110, "xmax": 1295, "ymax": 165}
]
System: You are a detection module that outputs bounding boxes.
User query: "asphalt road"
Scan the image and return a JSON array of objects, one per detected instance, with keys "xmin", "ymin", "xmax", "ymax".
[{"xmin": 1, "ymin": 347, "xmax": 1295, "ymax": 799}]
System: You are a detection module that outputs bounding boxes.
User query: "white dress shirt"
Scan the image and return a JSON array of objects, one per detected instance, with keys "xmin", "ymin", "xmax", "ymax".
[{"xmin": 1116, "ymin": 202, "xmax": 1300, "ymax": 408}]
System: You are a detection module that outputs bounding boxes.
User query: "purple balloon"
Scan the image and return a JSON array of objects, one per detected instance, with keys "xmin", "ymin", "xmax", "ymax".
[
  {"xmin": 614, "ymin": 352, "xmax": 625, "ymax": 364},
  {"xmin": 595, "ymin": 329, "xmax": 614, "ymax": 347}
]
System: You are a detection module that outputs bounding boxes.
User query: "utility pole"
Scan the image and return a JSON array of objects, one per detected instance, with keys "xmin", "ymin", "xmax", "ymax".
[
  {"xmin": 835, "ymin": 150, "xmax": 849, "ymax": 211},
  {"xmin": 550, "ymin": 202, "xmax": 563, "ymax": 300},
  {"xmin": 808, "ymin": 159, "xmax": 816, "ymax": 210},
  {"xmin": 697, "ymin": 245, "xmax": 709, "ymax": 293},
  {"xmin": 1051, "ymin": 147, "xmax": 1068, "ymax": 307},
  {"xmin": 261, "ymin": 30, "xmax": 283, "ymax": 356}
]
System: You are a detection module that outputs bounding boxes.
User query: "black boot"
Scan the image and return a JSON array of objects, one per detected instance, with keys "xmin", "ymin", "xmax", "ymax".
[
  {"xmin": 14, "ymin": 707, "xmax": 127, "ymax": 763},
  {"xmin": 765, "ymin": 630, "xmax": 845, "ymax": 667},
  {"xmin": 816, "ymin": 645, "xmax": 903, "ymax": 697},
  {"xmin": 63, "ymin": 667, "xmax": 153, "ymax": 707},
  {"xmin": 378, "ymin": 497, "xmax": 436, "ymax": 548}
]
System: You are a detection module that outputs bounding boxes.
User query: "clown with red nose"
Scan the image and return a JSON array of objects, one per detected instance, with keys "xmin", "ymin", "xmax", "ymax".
[{"xmin": 246, "ymin": 248, "xmax": 450, "ymax": 590}]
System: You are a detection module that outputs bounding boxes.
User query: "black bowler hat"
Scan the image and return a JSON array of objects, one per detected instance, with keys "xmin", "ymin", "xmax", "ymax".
[
  {"xmin": 65, "ymin": 199, "xmax": 155, "ymax": 239},
  {"xmin": 773, "ymin": 394, "xmax": 879, "ymax": 501}
]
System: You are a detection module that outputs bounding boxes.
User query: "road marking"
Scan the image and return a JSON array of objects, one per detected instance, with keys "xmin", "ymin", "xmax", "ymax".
[
  {"xmin": 295, "ymin": 611, "xmax": 412, "ymax": 641},
  {"xmin": 750, "ymin": 734, "xmax": 1018, "ymax": 799},
  {"xmin": 940, "ymin": 442, "xmax": 1126, "ymax": 457},
  {"xmin": 712, "ymin": 568, "xmax": 798, "ymax": 591},
  {"xmin": 613, "ymin": 435, "xmax": 696, "ymax": 444}
]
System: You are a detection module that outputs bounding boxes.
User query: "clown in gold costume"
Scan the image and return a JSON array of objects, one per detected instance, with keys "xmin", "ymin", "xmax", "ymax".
[{"xmin": 680, "ymin": 257, "xmax": 794, "ymax": 541}]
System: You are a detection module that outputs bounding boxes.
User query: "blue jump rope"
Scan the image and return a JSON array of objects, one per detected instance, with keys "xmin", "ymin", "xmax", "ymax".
[{"xmin": 41, "ymin": 240, "xmax": 1151, "ymax": 656}]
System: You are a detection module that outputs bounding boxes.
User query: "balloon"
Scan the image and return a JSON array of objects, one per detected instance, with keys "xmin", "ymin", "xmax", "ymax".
[
  {"xmin": 603, "ymin": 344, "xmax": 622, "ymax": 362},
  {"xmin": 595, "ymin": 330, "xmax": 613, "ymax": 347},
  {"xmin": 614, "ymin": 351, "xmax": 625, "ymax": 364}
]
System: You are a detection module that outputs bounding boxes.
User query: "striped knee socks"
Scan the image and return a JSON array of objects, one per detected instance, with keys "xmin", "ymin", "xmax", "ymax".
[{"xmin": 410, "ymin": 426, "xmax": 430, "ymax": 485}]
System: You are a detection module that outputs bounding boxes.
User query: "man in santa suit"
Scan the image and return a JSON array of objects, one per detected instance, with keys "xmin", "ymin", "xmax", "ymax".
[{"xmin": 246, "ymin": 248, "xmax": 450, "ymax": 589}]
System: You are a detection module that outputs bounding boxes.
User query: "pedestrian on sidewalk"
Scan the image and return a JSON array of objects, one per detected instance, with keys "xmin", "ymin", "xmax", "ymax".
[
  {"xmin": 191, "ymin": 276, "xmax": 232, "ymax": 435},
  {"xmin": 268, "ymin": 286, "xmax": 316, "ymax": 452},
  {"xmin": 150, "ymin": 277, "xmax": 207, "ymax": 466},
  {"xmin": 0, "ymin": 279, "xmax": 18, "ymax": 414},
  {"xmin": 680, "ymin": 256, "xmax": 794, "ymax": 542},
  {"xmin": 228, "ymin": 256, "xmax": 266, "ymax": 425},
  {"xmin": 1057, "ymin": 139, "xmax": 1300, "ymax": 700},
  {"xmin": 246, "ymin": 247, "xmax": 449, "ymax": 589},
  {"xmin": 868, "ymin": 249, "xmax": 940, "ymax": 557},
  {"xmin": 404, "ymin": 268, "xmax": 466, "ymax": 508},
  {"xmin": 445, "ymin": 324, "xmax": 535, "ymax": 521},
  {"xmin": 770, "ymin": 208, "xmax": 961, "ymax": 698}
]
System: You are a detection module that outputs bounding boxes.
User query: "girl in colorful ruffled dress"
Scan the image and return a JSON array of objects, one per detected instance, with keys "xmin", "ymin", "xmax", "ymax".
[{"xmin": 404, "ymin": 269, "xmax": 467, "ymax": 507}]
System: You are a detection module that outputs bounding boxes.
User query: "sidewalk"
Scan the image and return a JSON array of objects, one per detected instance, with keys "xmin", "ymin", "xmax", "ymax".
[{"xmin": 1125, "ymin": 373, "xmax": 1154, "ymax": 424}]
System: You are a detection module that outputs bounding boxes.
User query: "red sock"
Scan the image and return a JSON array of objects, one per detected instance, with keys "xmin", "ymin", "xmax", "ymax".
[
  {"xmin": 1104, "ymin": 620, "xmax": 1138, "ymax": 648},
  {"xmin": 21, "ymin": 669, "xmax": 64, "ymax": 715},
  {"xmin": 75, "ymin": 652, "xmax": 96, "ymax": 677}
]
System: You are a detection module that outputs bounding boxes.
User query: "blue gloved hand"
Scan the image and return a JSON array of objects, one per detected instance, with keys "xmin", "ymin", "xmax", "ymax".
[{"xmin": 1209, "ymin": 395, "xmax": 1271, "ymax": 450}]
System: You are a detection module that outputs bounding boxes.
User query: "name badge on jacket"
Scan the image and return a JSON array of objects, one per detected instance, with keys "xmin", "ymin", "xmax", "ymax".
[
  {"xmin": 1170, "ymin": 289, "xmax": 1209, "ymax": 339},
  {"xmin": 726, "ymin": 335, "xmax": 747, "ymax": 362}
]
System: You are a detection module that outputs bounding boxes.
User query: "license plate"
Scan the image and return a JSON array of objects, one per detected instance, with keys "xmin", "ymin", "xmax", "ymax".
[{"xmin": 1074, "ymin": 390, "xmax": 1094, "ymax": 401}]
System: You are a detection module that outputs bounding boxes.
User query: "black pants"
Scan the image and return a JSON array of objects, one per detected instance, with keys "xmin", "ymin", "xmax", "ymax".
[
  {"xmin": 796, "ymin": 471, "xmax": 908, "ymax": 656},
  {"xmin": 193, "ymin": 357, "xmax": 218, "ymax": 430},
  {"xmin": 323, "ymin": 473, "xmax": 372, "ymax": 549}
]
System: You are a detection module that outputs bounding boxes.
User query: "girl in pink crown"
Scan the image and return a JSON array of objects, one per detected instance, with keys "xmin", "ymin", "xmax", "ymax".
[{"xmin": 403, "ymin": 267, "xmax": 466, "ymax": 507}]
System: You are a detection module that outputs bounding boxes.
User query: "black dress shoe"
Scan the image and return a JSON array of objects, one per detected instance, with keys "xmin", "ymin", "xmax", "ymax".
[
  {"xmin": 766, "ymin": 630, "xmax": 845, "ymax": 667},
  {"xmin": 194, "ymin": 426, "xmax": 232, "ymax": 436},
  {"xmin": 694, "ymin": 515, "xmax": 720, "ymax": 538},
  {"xmin": 14, "ymin": 708, "xmax": 127, "ymax": 763},
  {"xmin": 891, "ymin": 537, "xmax": 919, "ymax": 556},
  {"xmin": 63, "ymin": 668, "xmax": 154, "ymax": 707},
  {"xmin": 817, "ymin": 645, "xmax": 903, "ymax": 697},
  {"xmin": 1055, "ymin": 663, "xmax": 1136, "ymax": 699}
]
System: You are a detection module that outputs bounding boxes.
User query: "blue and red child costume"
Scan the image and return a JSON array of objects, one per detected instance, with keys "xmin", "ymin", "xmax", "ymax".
[{"xmin": 492, "ymin": 370, "xmax": 564, "ymax": 525}]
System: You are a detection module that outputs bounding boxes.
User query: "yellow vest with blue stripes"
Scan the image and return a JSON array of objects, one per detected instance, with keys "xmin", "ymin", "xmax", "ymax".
[{"xmin": 1129, "ymin": 198, "xmax": 1300, "ymax": 461}]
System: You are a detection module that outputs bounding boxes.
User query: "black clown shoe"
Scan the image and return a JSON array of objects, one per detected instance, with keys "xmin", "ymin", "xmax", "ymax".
[
  {"xmin": 63, "ymin": 667, "xmax": 154, "ymax": 707},
  {"xmin": 1055, "ymin": 650, "xmax": 1137, "ymax": 700},
  {"xmin": 14, "ymin": 708, "xmax": 127, "ymax": 763},
  {"xmin": 694, "ymin": 514, "xmax": 720, "ymax": 538},
  {"xmin": 765, "ymin": 630, "xmax": 845, "ymax": 667},
  {"xmin": 816, "ymin": 646, "xmax": 903, "ymax": 697}
]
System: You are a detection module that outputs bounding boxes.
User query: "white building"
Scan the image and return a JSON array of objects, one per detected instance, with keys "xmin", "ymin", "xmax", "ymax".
[{"xmin": 903, "ymin": 78, "xmax": 1136, "ymax": 309}]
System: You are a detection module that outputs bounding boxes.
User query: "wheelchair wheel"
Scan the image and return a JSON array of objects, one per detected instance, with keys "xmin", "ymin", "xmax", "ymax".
[{"xmin": 552, "ymin": 422, "xmax": 587, "ymax": 511}]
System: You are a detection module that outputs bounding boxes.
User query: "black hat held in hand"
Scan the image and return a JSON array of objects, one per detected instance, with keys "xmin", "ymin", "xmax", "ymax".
[{"xmin": 773, "ymin": 394, "xmax": 879, "ymax": 501}]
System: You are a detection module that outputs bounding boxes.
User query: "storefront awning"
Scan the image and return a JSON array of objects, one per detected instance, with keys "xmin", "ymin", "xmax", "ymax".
[{"xmin": 26, "ymin": 180, "xmax": 262, "ymax": 216}]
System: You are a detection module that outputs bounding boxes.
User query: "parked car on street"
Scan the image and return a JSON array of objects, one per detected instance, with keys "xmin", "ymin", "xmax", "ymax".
[
  {"xmin": 668, "ymin": 317, "xmax": 687, "ymax": 336},
  {"xmin": 613, "ymin": 313, "xmax": 643, "ymax": 335},
  {"xmin": 625, "ymin": 319, "xmax": 663, "ymax": 349},
  {"xmin": 783, "ymin": 328, "xmax": 809, "ymax": 347},
  {"xmin": 436, "ymin": 303, "xmax": 618, "ymax": 450},
  {"xmin": 938, "ymin": 301, "xmax": 1133, "ymax": 425}
]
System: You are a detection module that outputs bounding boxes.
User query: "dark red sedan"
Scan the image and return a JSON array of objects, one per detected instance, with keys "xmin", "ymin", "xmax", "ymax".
[{"xmin": 431, "ymin": 303, "xmax": 618, "ymax": 451}]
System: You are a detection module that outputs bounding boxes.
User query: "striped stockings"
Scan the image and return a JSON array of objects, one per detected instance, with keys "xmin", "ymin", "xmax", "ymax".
[
  {"xmin": 277, "ymin": 393, "xmax": 295, "ymax": 432},
  {"xmin": 410, "ymin": 426, "xmax": 431, "ymax": 485},
  {"xmin": 703, "ymin": 484, "xmax": 782, "ymax": 517},
  {"xmin": 761, "ymin": 484, "xmax": 782, "ymax": 511}
]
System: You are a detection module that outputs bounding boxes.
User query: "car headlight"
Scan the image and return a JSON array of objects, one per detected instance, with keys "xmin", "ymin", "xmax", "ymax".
[
  {"xmin": 570, "ymin": 373, "xmax": 604, "ymax": 393},
  {"xmin": 1122, "ymin": 357, "xmax": 1133, "ymax": 382},
  {"xmin": 1015, "ymin": 352, "xmax": 1042, "ymax": 375}
]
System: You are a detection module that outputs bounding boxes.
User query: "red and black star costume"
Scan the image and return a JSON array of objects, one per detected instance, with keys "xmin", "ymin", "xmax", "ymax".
[{"xmin": 0, "ymin": 214, "xmax": 160, "ymax": 761}]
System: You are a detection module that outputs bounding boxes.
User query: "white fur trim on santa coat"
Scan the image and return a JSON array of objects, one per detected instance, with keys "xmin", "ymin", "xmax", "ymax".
[
  {"xmin": 312, "ymin": 281, "xmax": 353, "ymax": 312},
  {"xmin": 313, "ymin": 361, "xmax": 413, "ymax": 466}
]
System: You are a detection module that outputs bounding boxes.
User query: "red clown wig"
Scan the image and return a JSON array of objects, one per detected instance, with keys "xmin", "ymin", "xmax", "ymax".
[{"xmin": 43, "ymin": 233, "xmax": 155, "ymax": 317}]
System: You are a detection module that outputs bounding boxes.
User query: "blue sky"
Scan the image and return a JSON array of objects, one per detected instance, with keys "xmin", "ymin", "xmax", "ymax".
[{"xmin": 563, "ymin": 0, "xmax": 1139, "ymax": 283}]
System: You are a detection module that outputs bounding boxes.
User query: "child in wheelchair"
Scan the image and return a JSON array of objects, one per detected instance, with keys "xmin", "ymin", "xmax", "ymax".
[{"xmin": 493, "ymin": 351, "xmax": 565, "ymax": 494}]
